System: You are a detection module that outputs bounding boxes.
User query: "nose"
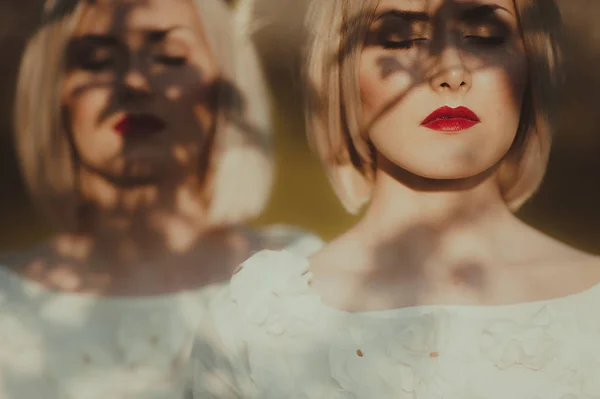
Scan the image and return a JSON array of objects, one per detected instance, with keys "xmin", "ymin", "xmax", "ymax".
[
  {"xmin": 121, "ymin": 56, "xmax": 151, "ymax": 99},
  {"xmin": 123, "ymin": 70, "xmax": 151, "ymax": 97},
  {"xmin": 429, "ymin": 46, "xmax": 472, "ymax": 93}
]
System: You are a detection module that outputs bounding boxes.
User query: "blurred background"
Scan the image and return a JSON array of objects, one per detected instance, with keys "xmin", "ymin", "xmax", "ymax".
[{"xmin": 0, "ymin": 0, "xmax": 598, "ymax": 252}]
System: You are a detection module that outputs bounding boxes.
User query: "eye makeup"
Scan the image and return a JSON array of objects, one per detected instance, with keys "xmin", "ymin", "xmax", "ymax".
[
  {"xmin": 370, "ymin": 12, "xmax": 430, "ymax": 50},
  {"xmin": 66, "ymin": 35, "xmax": 118, "ymax": 72},
  {"xmin": 367, "ymin": 4, "xmax": 514, "ymax": 51}
]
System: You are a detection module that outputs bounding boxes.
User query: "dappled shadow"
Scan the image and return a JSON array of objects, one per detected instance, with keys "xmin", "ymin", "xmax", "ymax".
[
  {"xmin": 34, "ymin": 0, "xmax": 270, "ymax": 272},
  {"xmin": 313, "ymin": 196, "xmax": 495, "ymax": 314},
  {"xmin": 248, "ymin": 0, "xmax": 600, "ymax": 247},
  {"xmin": 316, "ymin": 0, "xmax": 547, "ymax": 141},
  {"xmin": 1, "ymin": 0, "xmax": 600, "ymax": 397},
  {"xmin": 0, "ymin": 0, "xmax": 275, "ymax": 397},
  {"xmin": 183, "ymin": 0, "xmax": 599, "ymax": 396}
]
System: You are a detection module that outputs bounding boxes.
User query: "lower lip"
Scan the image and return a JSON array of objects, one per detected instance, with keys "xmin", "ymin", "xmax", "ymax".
[{"xmin": 422, "ymin": 118, "xmax": 479, "ymax": 132}]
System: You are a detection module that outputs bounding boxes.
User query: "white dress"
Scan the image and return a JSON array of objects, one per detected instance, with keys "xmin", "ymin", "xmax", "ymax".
[
  {"xmin": 0, "ymin": 226, "xmax": 323, "ymax": 399},
  {"xmin": 189, "ymin": 250, "xmax": 600, "ymax": 399}
]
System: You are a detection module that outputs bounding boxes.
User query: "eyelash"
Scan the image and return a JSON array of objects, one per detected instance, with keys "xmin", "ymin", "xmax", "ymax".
[
  {"xmin": 81, "ymin": 57, "xmax": 114, "ymax": 72},
  {"xmin": 464, "ymin": 36, "xmax": 506, "ymax": 46},
  {"xmin": 381, "ymin": 36, "xmax": 506, "ymax": 50},
  {"xmin": 154, "ymin": 55, "xmax": 187, "ymax": 66},
  {"xmin": 382, "ymin": 38, "xmax": 427, "ymax": 50}
]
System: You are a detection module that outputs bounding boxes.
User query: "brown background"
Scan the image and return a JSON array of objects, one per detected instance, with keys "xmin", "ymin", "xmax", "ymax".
[{"xmin": 1, "ymin": 0, "xmax": 598, "ymax": 253}]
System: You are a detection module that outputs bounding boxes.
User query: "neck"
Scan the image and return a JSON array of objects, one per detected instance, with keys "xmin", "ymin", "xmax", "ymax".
[
  {"xmin": 354, "ymin": 157, "xmax": 519, "ymax": 279},
  {"xmin": 53, "ymin": 167, "xmax": 223, "ymax": 273},
  {"xmin": 19, "ymin": 167, "xmax": 252, "ymax": 296}
]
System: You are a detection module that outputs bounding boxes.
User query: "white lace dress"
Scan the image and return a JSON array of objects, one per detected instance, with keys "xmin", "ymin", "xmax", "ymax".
[
  {"xmin": 0, "ymin": 227, "xmax": 323, "ymax": 399},
  {"xmin": 189, "ymin": 250, "xmax": 600, "ymax": 399}
]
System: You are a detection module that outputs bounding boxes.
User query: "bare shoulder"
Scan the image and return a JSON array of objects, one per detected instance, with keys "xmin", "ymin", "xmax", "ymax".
[
  {"xmin": 555, "ymin": 246, "xmax": 600, "ymax": 280},
  {"xmin": 309, "ymin": 229, "xmax": 367, "ymax": 271},
  {"xmin": 531, "ymin": 229, "xmax": 597, "ymax": 264},
  {"xmin": 534, "ymin": 253, "xmax": 600, "ymax": 300},
  {"xmin": 308, "ymin": 230, "xmax": 374, "ymax": 285},
  {"xmin": 520, "ymin": 229, "xmax": 600, "ymax": 295},
  {"xmin": 250, "ymin": 224, "xmax": 324, "ymax": 256},
  {"xmin": 510, "ymin": 219, "xmax": 595, "ymax": 262},
  {"xmin": 307, "ymin": 231, "xmax": 373, "ymax": 311}
]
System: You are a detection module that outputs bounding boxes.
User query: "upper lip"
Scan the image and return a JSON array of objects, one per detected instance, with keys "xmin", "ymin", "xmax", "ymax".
[{"xmin": 421, "ymin": 106, "xmax": 480, "ymax": 125}]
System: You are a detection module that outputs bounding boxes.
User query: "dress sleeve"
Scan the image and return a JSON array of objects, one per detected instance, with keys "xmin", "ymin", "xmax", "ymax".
[
  {"xmin": 186, "ymin": 286, "xmax": 254, "ymax": 399},
  {"xmin": 185, "ymin": 249, "xmax": 313, "ymax": 399}
]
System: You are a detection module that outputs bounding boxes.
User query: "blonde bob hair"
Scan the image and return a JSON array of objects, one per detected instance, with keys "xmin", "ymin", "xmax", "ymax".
[
  {"xmin": 305, "ymin": 0, "xmax": 563, "ymax": 214},
  {"xmin": 14, "ymin": 0, "xmax": 272, "ymax": 231}
]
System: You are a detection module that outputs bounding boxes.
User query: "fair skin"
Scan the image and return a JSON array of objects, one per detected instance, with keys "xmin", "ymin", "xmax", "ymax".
[
  {"xmin": 5, "ymin": 0, "xmax": 258, "ymax": 296},
  {"xmin": 310, "ymin": 0, "xmax": 599, "ymax": 312}
]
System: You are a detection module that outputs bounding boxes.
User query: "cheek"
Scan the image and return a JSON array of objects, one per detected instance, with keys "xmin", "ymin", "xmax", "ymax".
[
  {"xmin": 63, "ymin": 82, "xmax": 122, "ymax": 163},
  {"xmin": 63, "ymin": 78, "xmax": 113, "ymax": 136},
  {"xmin": 479, "ymin": 58, "xmax": 528, "ymax": 134},
  {"xmin": 161, "ymin": 75, "xmax": 218, "ymax": 142},
  {"xmin": 159, "ymin": 57, "xmax": 219, "ymax": 122},
  {"xmin": 357, "ymin": 46, "xmax": 530, "ymax": 180},
  {"xmin": 359, "ymin": 49, "xmax": 417, "ymax": 124}
]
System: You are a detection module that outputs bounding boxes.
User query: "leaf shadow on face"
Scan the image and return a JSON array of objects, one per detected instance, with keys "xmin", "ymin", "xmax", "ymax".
[
  {"xmin": 35, "ymin": 0, "xmax": 270, "ymax": 250},
  {"xmin": 303, "ymin": 0, "xmax": 539, "ymax": 195},
  {"xmin": 334, "ymin": 0, "xmax": 538, "ymax": 140},
  {"xmin": 0, "ymin": 1, "xmax": 274, "ymax": 396}
]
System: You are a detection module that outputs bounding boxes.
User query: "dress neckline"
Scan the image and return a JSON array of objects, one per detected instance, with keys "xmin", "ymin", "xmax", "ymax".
[
  {"xmin": 290, "ymin": 254, "xmax": 600, "ymax": 319},
  {"xmin": 0, "ymin": 265, "xmax": 222, "ymax": 307}
]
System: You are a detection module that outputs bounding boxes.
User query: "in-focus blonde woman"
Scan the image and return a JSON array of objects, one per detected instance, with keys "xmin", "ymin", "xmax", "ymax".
[{"xmin": 189, "ymin": 0, "xmax": 600, "ymax": 397}]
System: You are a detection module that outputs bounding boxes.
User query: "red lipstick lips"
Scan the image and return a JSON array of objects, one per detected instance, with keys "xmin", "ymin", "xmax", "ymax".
[
  {"xmin": 421, "ymin": 106, "xmax": 480, "ymax": 132},
  {"xmin": 114, "ymin": 114, "xmax": 166, "ymax": 136}
]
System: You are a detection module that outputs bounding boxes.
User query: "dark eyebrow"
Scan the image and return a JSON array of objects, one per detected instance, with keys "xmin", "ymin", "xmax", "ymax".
[
  {"xmin": 146, "ymin": 29, "xmax": 172, "ymax": 42},
  {"xmin": 460, "ymin": 4, "xmax": 510, "ymax": 21},
  {"xmin": 78, "ymin": 26, "xmax": 191, "ymax": 46},
  {"xmin": 375, "ymin": 9, "xmax": 430, "ymax": 23},
  {"xmin": 146, "ymin": 26, "xmax": 192, "ymax": 42}
]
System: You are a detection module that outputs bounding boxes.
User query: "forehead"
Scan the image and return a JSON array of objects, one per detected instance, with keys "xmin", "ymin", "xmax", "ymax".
[
  {"xmin": 376, "ymin": 0, "xmax": 516, "ymax": 16},
  {"xmin": 75, "ymin": 0, "xmax": 203, "ymax": 36}
]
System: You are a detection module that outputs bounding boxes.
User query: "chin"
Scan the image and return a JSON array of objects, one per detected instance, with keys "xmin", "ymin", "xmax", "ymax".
[
  {"xmin": 415, "ymin": 166, "xmax": 503, "ymax": 193},
  {"xmin": 396, "ymin": 157, "xmax": 496, "ymax": 182},
  {"xmin": 427, "ymin": 164, "xmax": 494, "ymax": 178},
  {"xmin": 90, "ymin": 160, "xmax": 169, "ymax": 186},
  {"xmin": 378, "ymin": 150, "xmax": 502, "ymax": 185}
]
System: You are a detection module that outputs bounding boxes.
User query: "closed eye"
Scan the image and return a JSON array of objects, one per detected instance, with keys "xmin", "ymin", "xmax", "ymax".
[
  {"xmin": 383, "ymin": 37, "xmax": 428, "ymax": 50},
  {"xmin": 464, "ymin": 36, "xmax": 506, "ymax": 46},
  {"xmin": 155, "ymin": 55, "xmax": 187, "ymax": 66},
  {"xmin": 79, "ymin": 50, "xmax": 115, "ymax": 72}
]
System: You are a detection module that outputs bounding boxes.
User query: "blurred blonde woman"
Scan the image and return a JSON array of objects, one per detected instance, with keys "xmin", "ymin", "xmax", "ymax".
[
  {"xmin": 189, "ymin": 0, "xmax": 600, "ymax": 397},
  {"xmin": 0, "ymin": 0, "xmax": 322, "ymax": 397}
]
